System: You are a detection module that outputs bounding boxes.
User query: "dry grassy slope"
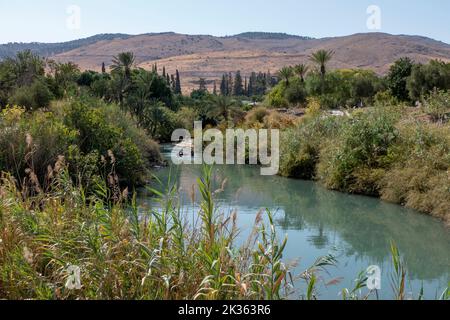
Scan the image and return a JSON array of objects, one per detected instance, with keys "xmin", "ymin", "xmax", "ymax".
[{"xmin": 52, "ymin": 32, "xmax": 450, "ymax": 93}]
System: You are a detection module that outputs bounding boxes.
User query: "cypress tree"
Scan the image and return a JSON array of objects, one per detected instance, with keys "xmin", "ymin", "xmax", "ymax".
[
  {"xmin": 228, "ymin": 72, "xmax": 233, "ymax": 96},
  {"xmin": 213, "ymin": 80, "xmax": 217, "ymax": 95},
  {"xmin": 244, "ymin": 76, "xmax": 248, "ymax": 96},
  {"xmin": 101, "ymin": 62, "xmax": 106, "ymax": 74},
  {"xmin": 233, "ymin": 71, "xmax": 244, "ymax": 96},
  {"xmin": 175, "ymin": 70, "xmax": 182, "ymax": 94},
  {"xmin": 171, "ymin": 74, "xmax": 176, "ymax": 91},
  {"xmin": 220, "ymin": 74, "xmax": 227, "ymax": 96}
]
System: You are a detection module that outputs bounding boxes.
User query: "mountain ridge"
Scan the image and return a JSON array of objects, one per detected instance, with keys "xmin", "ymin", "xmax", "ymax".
[{"xmin": 2, "ymin": 32, "xmax": 449, "ymax": 93}]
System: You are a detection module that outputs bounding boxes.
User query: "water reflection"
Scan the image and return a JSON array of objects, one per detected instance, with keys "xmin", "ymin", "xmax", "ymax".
[{"xmin": 140, "ymin": 147, "xmax": 450, "ymax": 298}]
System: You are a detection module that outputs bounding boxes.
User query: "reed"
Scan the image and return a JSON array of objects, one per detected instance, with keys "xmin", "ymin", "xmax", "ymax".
[{"xmin": 0, "ymin": 161, "xmax": 447, "ymax": 300}]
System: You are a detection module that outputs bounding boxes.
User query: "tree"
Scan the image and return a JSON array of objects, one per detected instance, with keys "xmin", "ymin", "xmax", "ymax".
[
  {"xmin": 209, "ymin": 95, "xmax": 237, "ymax": 122},
  {"xmin": 278, "ymin": 67, "xmax": 293, "ymax": 86},
  {"xmin": 387, "ymin": 57, "xmax": 414, "ymax": 101},
  {"xmin": 309, "ymin": 50, "xmax": 334, "ymax": 79},
  {"xmin": 102, "ymin": 62, "xmax": 106, "ymax": 74},
  {"xmin": 227, "ymin": 72, "xmax": 233, "ymax": 96},
  {"xmin": 233, "ymin": 71, "xmax": 244, "ymax": 96},
  {"xmin": 244, "ymin": 76, "xmax": 248, "ymax": 96},
  {"xmin": 170, "ymin": 74, "xmax": 176, "ymax": 91},
  {"xmin": 126, "ymin": 70, "xmax": 154, "ymax": 123},
  {"xmin": 198, "ymin": 78, "xmax": 207, "ymax": 92},
  {"xmin": 284, "ymin": 79, "xmax": 307, "ymax": 105},
  {"xmin": 220, "ymin": 74, "xmax": 228, "ymax": 96},
  {"xmin": 5, "ymin": 50, "xmax": 45, "ymax": 88},
  {"xmin": 110, "ymin": 52, "xmax": 136, "ymax": 104},
  {"xmin": 52, "ymin": 62, "xmax": 80, "ymax": 95},
  {"xmin": 110, "ymin": 52, "xmax": 135, "ymax": 81},
  {"xmin": 175, "ymin": 70, "xmax": 182, "ymax": 94},
  {"xmin": 407, "ymin": 60, "xmax": 450, "ymax": 101},
  {"xmin": 213, "ymin": 80, "xmax": 217, "ymax": 95},
  {"xmin": 294, "ymin": 64, "xmax": 309, "ymax": 83}
]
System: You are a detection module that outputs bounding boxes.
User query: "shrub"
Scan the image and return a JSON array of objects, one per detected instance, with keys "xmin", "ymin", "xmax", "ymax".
[
  {"xmin": 407, "ymin": 60, "xmax": 450, "ymax": 101},
  {"xmin": 380, "ymin": 121, "xmax": 450, "ymax": 223},
  {"xmin": 245, "ymin": 106, "xmax": 269, "ymax": 127},
  {"xmin": 63, "ymin": 99, "xmax": 157, "ymax": 186},
  {"xmin": 0, "ymin": 106, "xmax": 77, "ymax": 187},
  {"xmin": 317, "ymin": 107, "xmax": 400, "ymax": 194},
  {"xmin": 284, "ymin": 78, "xmax": 307, "ymax": 105},
  {"xmin": 264, "ymin": 84, "xmax": 288, "ymax": 108},
  {"xmin": 280, "ymin": 115, "xmax": 341, "ymax": 179},
  {"xmin": 9, "ymin": 79, "xmax": 53, "ymax": 110},
  {"xmin": 422, "ymin": 89, "xmax": 450, "ymax": 123}
]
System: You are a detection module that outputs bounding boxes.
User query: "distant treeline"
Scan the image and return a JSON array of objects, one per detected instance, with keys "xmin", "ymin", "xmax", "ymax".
[{"xmin": 0, "ymin": 34, "xmax": 131, "ymax": 60}]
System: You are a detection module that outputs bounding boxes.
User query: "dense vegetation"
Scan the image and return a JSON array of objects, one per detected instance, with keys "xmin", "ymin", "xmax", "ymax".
[
  {"xmin": 0, "ymin": 48, "xmax": 449, "ymax": 299},
  {"xmin": 2, "ymin": 163, "xmax": 446, "ymax": 300}
]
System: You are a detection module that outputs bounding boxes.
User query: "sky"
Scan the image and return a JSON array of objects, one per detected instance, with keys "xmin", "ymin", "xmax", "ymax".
[{"xmin": 0, "ymin": 0, "xmax": 449, "ymax": 44}]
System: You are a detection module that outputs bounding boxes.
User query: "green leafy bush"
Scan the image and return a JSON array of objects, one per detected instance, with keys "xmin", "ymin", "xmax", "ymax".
[
  {"xmin": 280, "ymin": 115, "xmax": 341, "ymax": 179},
  {"xmin": 422, "ymin": 89, "xmax": 450, "ymax": 123},
  {"xmin": 9, "ymin": 79, "xmax": 53, "ymax": 110},
  {"xmin": 317, "ymin": 107, "xmax": 400, "ymax": 194},
  {"xmin": 63, "ymin": 98, "xmax": 160, "ymax": 186},
  {"xmin": 0, "ymin": 106, "xmax": 77, "ymax": 185}
]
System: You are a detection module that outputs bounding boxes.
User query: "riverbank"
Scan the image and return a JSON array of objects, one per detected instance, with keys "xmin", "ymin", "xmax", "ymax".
[
  {"xmin": 279, "ymin": 103, "xmax": 450, "ymax": 226},
  {"xmin": 2, "ymin": 158, "xmax": 448, "ymax": 300},
  {"xmin": 145, "ymin": 156, "xmax": 450, "ymax": 299}
]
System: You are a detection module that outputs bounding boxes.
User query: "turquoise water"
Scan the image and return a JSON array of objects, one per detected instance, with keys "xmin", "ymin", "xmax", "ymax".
[{"xmin": 138, "ymin": 145, "xmax": 450, "ymax": 300}]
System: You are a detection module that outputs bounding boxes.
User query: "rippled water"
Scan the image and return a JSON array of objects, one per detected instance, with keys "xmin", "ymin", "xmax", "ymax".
[{"xmin": 138, "ymin": 145, "xmax": 450, "ymax": 300}]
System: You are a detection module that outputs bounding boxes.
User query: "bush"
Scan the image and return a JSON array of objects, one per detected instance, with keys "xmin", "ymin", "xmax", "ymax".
[
  {"xmin": 380, "ymin": 121, "xmax": 450, "ymax": 223},
  {"xmin": 280, "ymin": 115, "xmax": 341, "ymax": 179},
  {"xmin": 245, "ymin": 107, "xmax": 269, "ymax": 127},
  {"xmin": 264, "ymin": 84, "xmax": 288, "ymax": 108},
  {"xmin": 317, "ymin": 107, "xmax": 400, "ymax": 194},
  {"xmin": 422, "ymin": 89, "xmax": 450, "ymax": 123},
  {"xmin": 9, "ymin": 79, "xmax": 53, "ymax": 110},
  {"xmin": 284, "ymin": 78, "xmax": 307, "ymax": 105},
  {"xmin": 64, "ymin": 99, "xmax": 159, "ymax": 186},
  {"xmin": 0, "ymin": 106, "xmax": 77, "ymax": 187},
  {"xmin": 407, "ymin": 60, "xmax": 450, "ymax": 101}
]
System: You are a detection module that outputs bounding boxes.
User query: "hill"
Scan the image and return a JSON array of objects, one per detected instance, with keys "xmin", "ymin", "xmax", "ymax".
[{"xmin": 2, "ymin": 32, "xmax": 449, "ymax": 93}]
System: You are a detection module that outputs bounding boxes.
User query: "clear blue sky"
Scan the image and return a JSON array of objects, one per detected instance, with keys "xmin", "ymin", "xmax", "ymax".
[{"xmin": 0, "ymin": 0, "xmax": 449, "ymax": 44}]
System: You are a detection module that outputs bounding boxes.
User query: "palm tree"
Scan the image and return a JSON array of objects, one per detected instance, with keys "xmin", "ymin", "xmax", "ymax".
[
  {"xmin": 127, "ymin": 71, "xmax": 154, "ymax": 123},
  {"xmin": 294, "ymin": 64, "xmax": 309, "ymax": 83},
  {"xmin": 111, "ymin": 52, "xmax": 135, "ymax": 80},
  {"xmin": 278, "ymin": 66, "xmax": 294, "ymax": 86},
  {"xmin": 209, "ymin": 95, "xmax": 237, "ymax": 122},
  {"xmin": 309, "ymin": 50, "xmax": 334, "ymax": 79},
  {"xmin": 110, "ymin": 52, "xmax": 136, "ymax": 105}
]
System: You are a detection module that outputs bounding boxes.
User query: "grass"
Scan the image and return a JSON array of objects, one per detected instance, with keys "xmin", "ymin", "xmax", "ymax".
[
  {"xmin": 0, "ymin": 161, "xmax": 294, "ymax": 300},
  {"xmin": 1, "ymin": 160, "xmax": 448, "ymax": 300}
]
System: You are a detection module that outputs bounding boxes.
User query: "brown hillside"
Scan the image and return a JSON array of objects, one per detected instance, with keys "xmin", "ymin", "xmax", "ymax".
[{"xmin": 52, "ymin": 32, "xmax": 450, "ymax": 93}]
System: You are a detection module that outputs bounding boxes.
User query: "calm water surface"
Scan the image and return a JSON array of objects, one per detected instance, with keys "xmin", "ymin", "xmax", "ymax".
[{"xmin": 138, "ymin": 145, "xmax": 450, "ymax": 300}]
